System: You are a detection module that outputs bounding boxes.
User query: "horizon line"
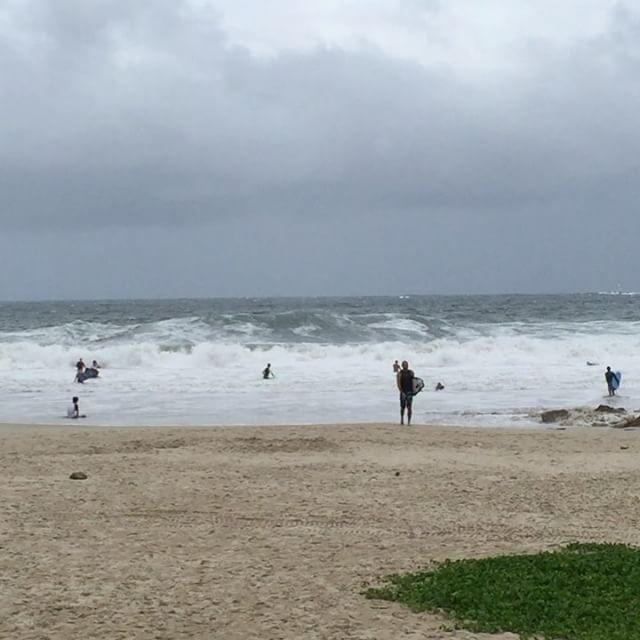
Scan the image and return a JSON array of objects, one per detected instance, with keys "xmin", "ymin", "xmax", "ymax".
[{"xmin": 0, "ymin": 291, "xmax": 624, "ymax": 305}]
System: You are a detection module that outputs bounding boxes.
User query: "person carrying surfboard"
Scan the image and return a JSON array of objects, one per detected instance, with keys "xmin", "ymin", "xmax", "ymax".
[
  {"xmin": 605, "ymin": 366, "xmax": 619, "ymax": 397},
  {"xmin": 397, "ymin": 360, "xmax": 415, "ymax": 426}
]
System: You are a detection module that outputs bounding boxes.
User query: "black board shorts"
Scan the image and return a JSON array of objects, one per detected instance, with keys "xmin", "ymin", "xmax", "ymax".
[{"xmin": 400, "ymin": 391, "xmax": 413, "ymax": 409}]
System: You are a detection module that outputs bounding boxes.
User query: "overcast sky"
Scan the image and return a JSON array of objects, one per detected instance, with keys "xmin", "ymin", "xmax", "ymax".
[{"xmin": 1, "ymin": 0, "xmax": 639, "ymax": 300}]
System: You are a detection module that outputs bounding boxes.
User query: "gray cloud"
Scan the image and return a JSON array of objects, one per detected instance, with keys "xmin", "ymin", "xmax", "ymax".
[{"xmin": 1, "ymin": 1, "xmax": 639, "ymax": 298}]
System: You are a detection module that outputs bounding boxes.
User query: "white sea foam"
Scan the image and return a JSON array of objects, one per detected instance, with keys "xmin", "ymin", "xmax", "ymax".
[
  {"xmin": 367, "ymin": 318, "xmax": 430, "ymax": 336},
  {"xmin": 1, "ymin": 315, "xmax": 639, "ymax": 426},
  {"xmin": 291, "ymin": 324, "xmax": 320, "ymax": 337}
]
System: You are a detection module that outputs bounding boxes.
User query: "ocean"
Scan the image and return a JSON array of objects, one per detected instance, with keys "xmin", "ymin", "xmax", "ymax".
[{"xmin": 0, "ymin": 294, "xmax": 637, "ymax": 427}]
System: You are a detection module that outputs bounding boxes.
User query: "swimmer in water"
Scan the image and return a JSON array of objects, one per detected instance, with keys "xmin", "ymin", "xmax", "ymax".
[
  {"xmin": 66, "ymin": 396, "xmax": 86, "ymax": 419},
  {"xmin": 262, "ymin": 363, "xmax": 275, "ymax": 379}
]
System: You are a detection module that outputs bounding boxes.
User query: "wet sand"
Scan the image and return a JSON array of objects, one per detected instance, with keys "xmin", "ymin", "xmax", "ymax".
[{"xmin": 2, "ymin": 422, "xmax": 640, "ymax": 639}]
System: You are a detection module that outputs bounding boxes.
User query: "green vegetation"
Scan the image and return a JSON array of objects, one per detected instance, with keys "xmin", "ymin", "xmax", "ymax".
[{"xmin": 365, "ymin": 543, "xmax": 640, "ymax": 640}]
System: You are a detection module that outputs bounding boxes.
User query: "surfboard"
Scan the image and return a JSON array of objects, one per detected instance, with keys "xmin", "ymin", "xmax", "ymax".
[
  {"xmin": 76, "ymin": 368, "xmax": 99, "ymax": 383},
  {"xmin": 612, "ymin": 371, "xmax": 622, "ymax": 390},
  {"xmin": 412, "ymin": 377, "xmax": 425, "ymax": 395}
]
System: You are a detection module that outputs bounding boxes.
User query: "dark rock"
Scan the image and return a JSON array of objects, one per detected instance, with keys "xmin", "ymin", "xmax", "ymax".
[
  {"xmin": 395, "ymin": 471, "xmax": 400, "ymax": 477},
  {"xmin": 595, "ymin": 405, "xmax": 626, "ymax": 414},
  {"xmin": 541, "ymin": 409, "xmax": 569, "ymax": 423},
  {"xmin": 618, "ymin": 415, "xmax": 640, "ymax": 429},
  {"xmin": 621, "ymin": 446, "xmax": 630, "ymax": 450},
  {"xmin": 69, "ymin": 471, "xmax": 88, "ymax": 480}
]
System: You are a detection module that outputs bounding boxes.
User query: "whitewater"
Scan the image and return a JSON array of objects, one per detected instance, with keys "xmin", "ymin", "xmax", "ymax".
[{"xmin": 0, "ymin": 295, "xmax": 638, "ymax": 427}]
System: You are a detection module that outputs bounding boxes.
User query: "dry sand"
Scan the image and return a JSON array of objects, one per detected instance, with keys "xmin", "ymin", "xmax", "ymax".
[{"xmin": 2, "ymin": 422, "xmax": 640, "ymax": 639}]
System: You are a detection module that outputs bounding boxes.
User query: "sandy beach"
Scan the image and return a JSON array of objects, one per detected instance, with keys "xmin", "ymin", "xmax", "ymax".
[{"xmin": 2, "ymin": 422, "xmax": 640, "ymax": 640}]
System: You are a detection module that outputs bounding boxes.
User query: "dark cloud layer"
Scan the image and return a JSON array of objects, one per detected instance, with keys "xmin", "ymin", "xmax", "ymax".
[{"xmin": 1, "ymin": 1, "xmax": 639, "ymax": 299}]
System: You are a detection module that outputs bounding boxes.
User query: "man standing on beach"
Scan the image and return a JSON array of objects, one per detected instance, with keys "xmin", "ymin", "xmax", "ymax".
[{"xmin": 397, "ymin": 360, "xmax": 415, "ymax": 426}]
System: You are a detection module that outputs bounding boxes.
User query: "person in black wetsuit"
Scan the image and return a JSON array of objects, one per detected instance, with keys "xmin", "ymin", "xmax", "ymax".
[
  {"xmin": 262, "ymin": 363, "xmax": 274, "ymax": 379},
  {"xmin": 605, "ymin": 366, "xmax": 618, "ymax": 397},
  {"xmin": 396, "ymin": 360, "xmax": 415, "ymax": 425}
]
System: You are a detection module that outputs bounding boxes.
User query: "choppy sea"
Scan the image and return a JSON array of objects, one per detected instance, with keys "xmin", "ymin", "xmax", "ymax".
[{"xmin": 0, "ymin": 294, "xmax": 638, "ymax": 426}]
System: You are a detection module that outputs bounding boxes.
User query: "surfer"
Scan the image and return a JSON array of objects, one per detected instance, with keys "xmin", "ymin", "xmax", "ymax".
[
  {"xmin": 74, "ymin": 359, "xmax": 86, "ymax": 383},
  {"xmin": 262, "ymin": 363, "xmax": 275, "ymax": 379},
  {"xmin": 393, "ymin": 360, "xmax": 401, "ymax": 374},
  {"xmin": 605, "ymin": 367, "xmax": 618, "ymax": 397},
  {"xmin": 92, "ymin": 360, "xmax": 101, "ymax": 369},
  {"xmin": 396, "ymin": 360, "xmax": 415, "ymax": 426}
]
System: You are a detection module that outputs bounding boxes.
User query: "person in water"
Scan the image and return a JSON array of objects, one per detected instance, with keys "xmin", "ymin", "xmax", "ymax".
[
  {"xmin": 435, "ymin": 382, "xmax": 445, "ymax": 391},
  {"xmin": 76, "ymin": 358, "xmax": 85, "ymax": 373},
  {"xmin": 67, "ymin": 396, "xmax": 81, "ymax": 419},
  {"xmin": 393, "ymin": 360, "xmax": 401, "ymax": 374},
  {"xmin": 396, "ymin": 360, "xmax": 415, "ymax": 425},
  {"xmin": 263, "ymin": 363, "xmax": 275, "ymax": 379},
  {"xmin": 605, "ymin": 366, "xmax": 618, "ymax": 397},
  {"xmin": 92, "ymin": 360, "xmax": 101, "ymax": 369}
]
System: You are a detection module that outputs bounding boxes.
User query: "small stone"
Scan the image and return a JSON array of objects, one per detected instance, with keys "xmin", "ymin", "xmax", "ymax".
[
  {"xmin": 69, "ymin": 472, "xmax": 88, "ymax": 480},
  {"xmin": 621, "ymin": 446, "xmax": 630, "ymax": 450},
  {"xmin": 395, "ymin": 471, "xmax": 400, "ymax": 477}
]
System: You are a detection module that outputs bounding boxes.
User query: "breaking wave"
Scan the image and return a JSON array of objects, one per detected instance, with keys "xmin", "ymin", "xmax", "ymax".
[{"xmin": 1, "ymin": 295, "xmax": 639, "ymax": 426}]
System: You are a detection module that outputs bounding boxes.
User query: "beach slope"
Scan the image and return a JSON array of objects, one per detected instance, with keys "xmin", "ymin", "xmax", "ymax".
[{"xmin": 2, "ymin": 423, "xmax": 640, "ymax": 639}]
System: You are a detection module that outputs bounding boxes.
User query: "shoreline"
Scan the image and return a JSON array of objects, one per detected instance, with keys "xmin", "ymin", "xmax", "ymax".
[
  {"xmin": 0, "ymin": 419, "xmax": 552, "ymax": 431},
  {"xmin": 4, "ymin": 422, "xmax": 640, "ymax": 639}
]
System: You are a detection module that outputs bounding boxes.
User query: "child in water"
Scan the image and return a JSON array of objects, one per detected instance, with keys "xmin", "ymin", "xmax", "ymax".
[{"xmin": 67, "ymin": 396, "xmax": 86, "ymax": 419}]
